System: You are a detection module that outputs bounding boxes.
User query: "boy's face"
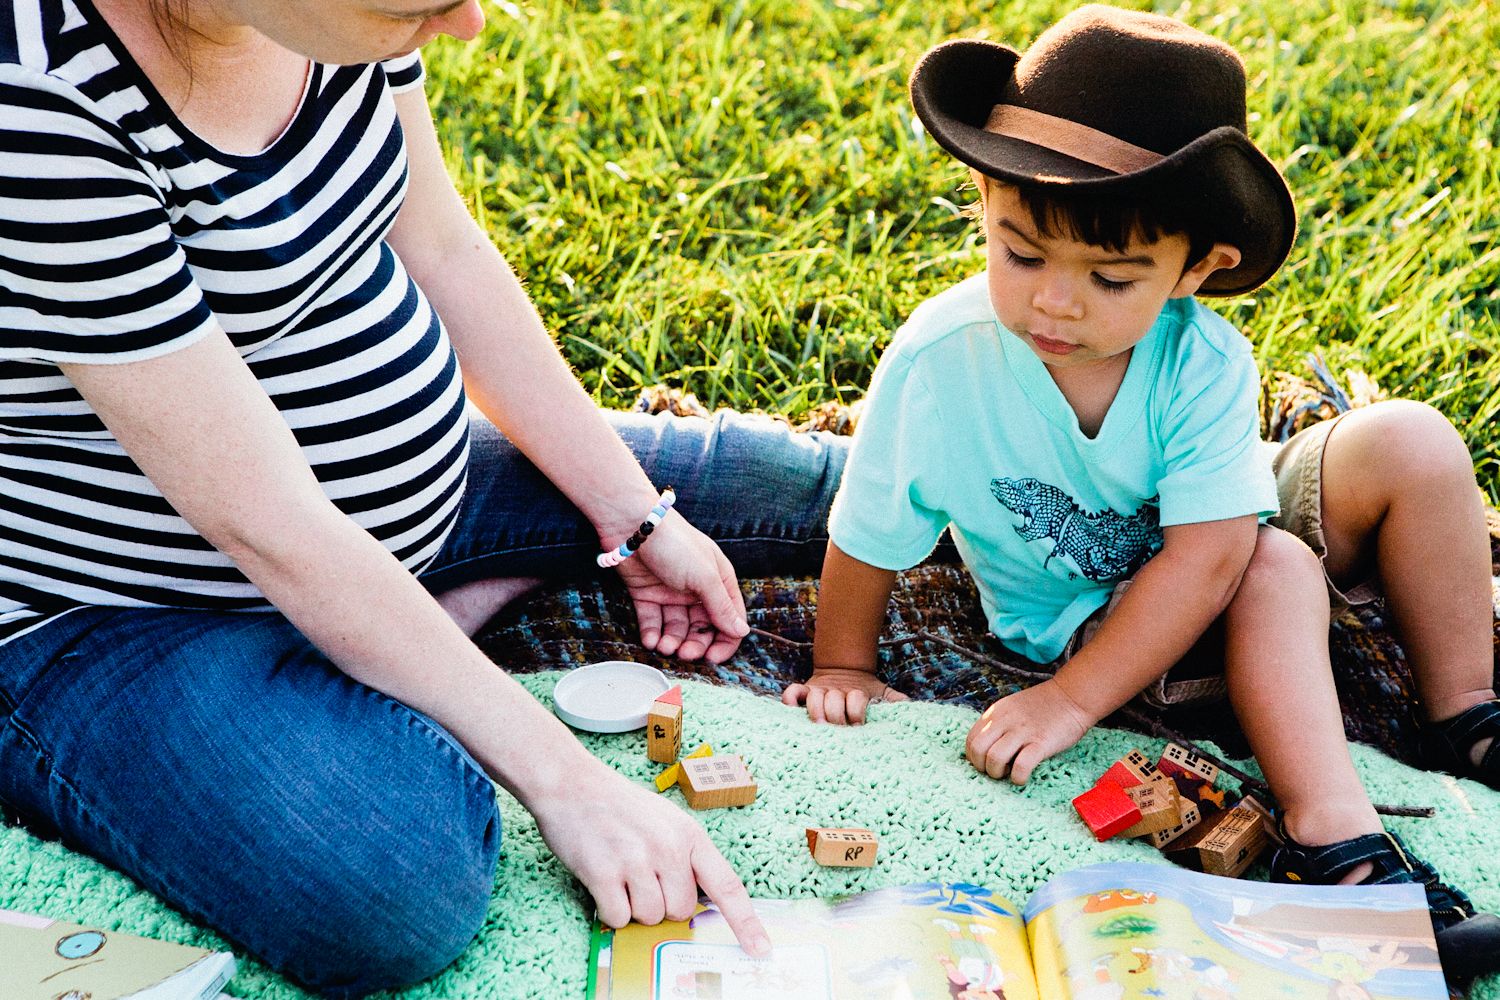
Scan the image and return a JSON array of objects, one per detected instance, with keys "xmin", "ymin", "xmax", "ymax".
[{"xmin": 979, "ymin": 181, "xmax": 1239, "ymax": 372}]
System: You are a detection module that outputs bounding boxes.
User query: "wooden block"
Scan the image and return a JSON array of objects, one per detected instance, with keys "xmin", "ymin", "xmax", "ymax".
[
  {"xmin": 1158, "ymin": 742, "xmax": 1220, "ymax": 785},
  {"xmin": 1167, "ymin": 773, "xmax": 1210, "ymax": 806},
  {"xmin": 679, "ymin": 754, "xmax": 757, "ymax": 810},
  {"xmin": 1147, "ymin": 794, "xmax": 1203, "ymax": 848},
  {"xmin": 1120, "ymin": 780, "xmax": 1179, "ymax": 837},
  {"xmin": 1163, "ymin": 805, "xmax": 1267, "ymax": 878},
  {"xmin": 1072, "ymin": 782, "xmax": 1143, "ymax": 841},
  {"xmin": 654, "ymin": 764, "xmax": 681, "ymax": 792},
  {"xmin": 1235, "ymin": 793, "xmax": 1284, "ymax": 845},
  {"xmin": 654, "ymin": 742, "xmax": 712, "ymax": 792},
  {"xmin": 647, "ymin": 701, "xmax": 682, "ymax": 764},
  {"xmin": 1098, "ymin": 748, "xmax": 1160, "ymax": 790},
  {"xmin": 806, "ymin": 828, "xmax": 878, "ymax": 868},
  {"xmin": 1197, "ymin": 805, "xmax": 1269, "ymax": 877}
]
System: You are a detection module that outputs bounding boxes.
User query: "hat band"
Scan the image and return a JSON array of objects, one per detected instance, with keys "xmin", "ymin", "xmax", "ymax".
[{"xmin": 984, "ymin": 105, "xmax": 1165, "ymax": 175}]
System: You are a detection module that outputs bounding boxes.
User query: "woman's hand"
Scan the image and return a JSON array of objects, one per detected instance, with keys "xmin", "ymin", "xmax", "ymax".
[
  {"xmin": 965, "ymin": 679, "xmax": 1094, "ymax": 784},
  {"xmin": 610, "ymin": 512, "xmax": 748, "ymax": 663},
  {"xmin": 781, "ymin": 668, "xmax": 906, "ymax": 725},
  {"xmin": 529, "ymin": 761, "xmax": 771, "ymax": 955}
]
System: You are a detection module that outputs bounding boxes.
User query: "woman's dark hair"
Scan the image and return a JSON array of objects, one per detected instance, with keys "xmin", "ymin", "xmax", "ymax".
[
  {"xmin": 145, "ymin": 0, "xmax": 195, "ymax": 78},
  {"xmin": 982, "ymin": 175, "xmax": 1221, "ymax": 274}
]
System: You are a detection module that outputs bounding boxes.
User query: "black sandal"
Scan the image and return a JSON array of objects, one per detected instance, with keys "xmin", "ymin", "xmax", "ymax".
[
  {"xmin": 1421, "ymin": 698, "xmax": 1500, "ymax": 789},
  {"xmin": 1269, "ymin": 825, "xmax": 1500, "ymax": 983}
]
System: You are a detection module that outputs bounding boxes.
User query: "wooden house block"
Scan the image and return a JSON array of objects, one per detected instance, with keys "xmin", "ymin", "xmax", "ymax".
[
  {"xmin": 679, "ymin": 754, "xmax": 757, "ymax": 810},
  {"xmin": 806, "ymin": 828, "xmax": 878, "ymax": 868},
  {"xmin": 1120, "ymin": 780, "xmax": 1180, "ymax": 838},
  {"xmin": 1166, "ymin": 773, "xmax": 1213, "ymax": 809},
  {"xmin": 646, "ymin": 701, "xmax": 682, "ymax": 764},
  {"xmin": 1163, "ymin": 805, "xmax": 1267, "ymax": 878},
  {"xmin": 1197, "ymin": 805, "xmax": 1269, "ymax": 877},
  {"xmin": 1235, "ymin": 793, "xmax": 1284, "ymax": 845},
  {"xmin": 1158, "ymin": 743, "xmax": 1220, "ymax": 785},
  {"xmin": 1147, "ymin": 794, "xmax": 1203, "ymax": 849},
  {"xmin": 654, "ymin": 742, "xmax": 712, "ymax": 792},
  {"xmin": 1099, "ymin": 748, "xmax": 1160, "ymax": 790},
  {"xmin": 1072, "ymin": 781, "xmax": 1143, "ymax": 841}
]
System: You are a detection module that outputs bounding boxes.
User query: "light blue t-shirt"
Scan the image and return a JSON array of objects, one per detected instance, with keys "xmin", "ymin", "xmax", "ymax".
[{"xmin": 828, "ymin": 273, "xmax": 1279, "ymax": 663}]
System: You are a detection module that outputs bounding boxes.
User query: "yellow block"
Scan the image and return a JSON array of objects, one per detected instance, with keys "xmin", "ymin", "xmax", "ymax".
[{"xmin": 653, "ymin": 742, "xmax": 712, "ymax": 791}]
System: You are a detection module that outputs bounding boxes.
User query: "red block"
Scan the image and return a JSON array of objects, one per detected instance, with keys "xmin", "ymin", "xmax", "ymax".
[
  {"xmin": 654, "ymin": 685, "xmax": 683, "ymax": 708},
  {"xmin": 1073, "ymin": 781, "xmax": 1144, "ymax": 841},
  {"xmin": 1098, "ymin": 761, "xmax": 1147, "ymax": 790}
]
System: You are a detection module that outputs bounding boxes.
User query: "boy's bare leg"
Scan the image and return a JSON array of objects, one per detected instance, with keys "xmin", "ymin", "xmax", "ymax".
[
  {"xmin": 1222, "ymin": 526, "xmax": 1381, "ymax": 875},
  {"xmin": 1318, "ymin": 401, "xmax": 1496, "ymax": 756}
]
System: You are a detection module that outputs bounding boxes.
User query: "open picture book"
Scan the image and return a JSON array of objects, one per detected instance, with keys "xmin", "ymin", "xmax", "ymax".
[
  {"xmin": 586, "ymin": 861, "xmax": 1445, "ymax": 999},
  {"xmin": 1, "ymin": 907, "xmax": 235, "ymax": 1000}
]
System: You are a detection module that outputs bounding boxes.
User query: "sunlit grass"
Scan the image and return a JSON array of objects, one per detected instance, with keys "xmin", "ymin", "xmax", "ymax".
[{"xmin": 423, "ymin": 0, "xmax": 1499, "ymax": 498}]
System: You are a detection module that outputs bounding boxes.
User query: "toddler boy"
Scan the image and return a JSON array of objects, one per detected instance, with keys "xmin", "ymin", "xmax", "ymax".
[{"xmin": 782, "ymin": 5, "xmax": 1500, "ymax": 978}]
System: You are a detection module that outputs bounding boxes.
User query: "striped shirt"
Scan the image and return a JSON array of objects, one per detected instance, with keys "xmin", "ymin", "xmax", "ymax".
[{"xmin": 0, "ymin": 0, "xmax": 470, "ymax": 646}]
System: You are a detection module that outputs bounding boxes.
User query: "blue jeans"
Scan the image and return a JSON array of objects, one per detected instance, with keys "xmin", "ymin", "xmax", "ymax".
[{"xmin": 0, "ymin": 411, "xmax": 846, "ymax": 997}]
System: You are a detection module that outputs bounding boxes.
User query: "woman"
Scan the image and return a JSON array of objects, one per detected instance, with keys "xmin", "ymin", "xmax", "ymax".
[{"xmin": 0, "ymin": 0, "xmax": 844, "ymax": 993}]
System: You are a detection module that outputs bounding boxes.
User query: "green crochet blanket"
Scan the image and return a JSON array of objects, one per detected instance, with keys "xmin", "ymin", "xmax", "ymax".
[{"xmin": 3, "ymin": 673, "xmax": 1498, "ymax": 999}]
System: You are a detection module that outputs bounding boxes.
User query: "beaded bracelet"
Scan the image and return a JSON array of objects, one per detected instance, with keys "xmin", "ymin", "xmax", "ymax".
[{"xmin": 596, "ymin": 487, "xmax": 677, "ymax": 567}]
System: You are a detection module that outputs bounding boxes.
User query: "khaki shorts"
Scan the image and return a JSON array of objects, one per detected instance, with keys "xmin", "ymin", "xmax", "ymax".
[{"xmin": 1057, "ymin": 413, "xmax": 1380, "ymax": 710}]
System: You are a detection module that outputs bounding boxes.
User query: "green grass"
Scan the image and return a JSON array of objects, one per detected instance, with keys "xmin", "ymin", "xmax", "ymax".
[{"xmin": 421, "ymin": 0, "xmax": 1500, "ymax": 499}]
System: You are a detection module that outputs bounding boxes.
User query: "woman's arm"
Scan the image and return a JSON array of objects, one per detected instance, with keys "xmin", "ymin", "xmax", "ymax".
[
  {"xmin": 385, "ymin": 89, "xmax": 746, "ymax": 662},
  {"xmin": 59, "ymin": 330, "xmax": 768, "ymax": 953}
]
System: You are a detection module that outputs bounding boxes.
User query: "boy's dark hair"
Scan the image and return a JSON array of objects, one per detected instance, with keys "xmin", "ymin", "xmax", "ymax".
[{"xmin": 989, "ymin": 176, "xmax": 1220, "ymax": 274}]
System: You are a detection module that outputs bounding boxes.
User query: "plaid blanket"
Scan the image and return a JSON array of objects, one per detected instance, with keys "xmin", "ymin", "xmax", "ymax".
[{"xmin": 480, "ymin": 515, "xmax": 1500, "ymax": 768}]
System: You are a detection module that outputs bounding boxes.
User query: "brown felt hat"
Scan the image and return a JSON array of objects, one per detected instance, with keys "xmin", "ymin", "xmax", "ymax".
[{"xmin": 909, "ymin": 4, "xmax": 1296, "ymax": 295}]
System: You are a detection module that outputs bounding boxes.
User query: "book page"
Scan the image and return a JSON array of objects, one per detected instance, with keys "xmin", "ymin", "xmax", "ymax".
[
  {"xmin": 593, "ymin": 882, "xmax": 1037, "ymax": 1000},
  {"xmin": 1022, "ymin": 862, "xmax": 1446, "ymax": 999},
  {"xmin": 0, "ymin": 909, "xmax": 235, "ymax": 1000}
]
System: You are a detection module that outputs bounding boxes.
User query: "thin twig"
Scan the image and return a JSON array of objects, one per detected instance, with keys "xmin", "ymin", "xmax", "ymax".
[
  {"xmin": 747, "ymin": 625, "xmax": 919, "ymax": 650},
  {"xmin": 911, "ymin": 630, "xmax": 1058, "ymax": 685},
  {"xmin": 747, "ymin": 625, "xmax": 806, "ymax": 647}
]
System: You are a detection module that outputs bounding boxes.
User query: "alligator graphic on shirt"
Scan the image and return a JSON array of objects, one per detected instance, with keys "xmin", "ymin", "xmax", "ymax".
[{"xmin": 990, "ymin": 477, "xmax": 1162, "ymax": 582}]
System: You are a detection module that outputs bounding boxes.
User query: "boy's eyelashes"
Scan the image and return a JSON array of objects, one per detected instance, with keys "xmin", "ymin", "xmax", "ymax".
[
  {"xmin": 1092, "ymin": 273, "xmax": 1135, "ymax": 293},
  {"xmin": 1002, "ymin": 247, "xmax": 1043, "ymax": 268},
  {"xmin": 1000, "ymin": 247, "xmax": 1137, "ymax": 294}
]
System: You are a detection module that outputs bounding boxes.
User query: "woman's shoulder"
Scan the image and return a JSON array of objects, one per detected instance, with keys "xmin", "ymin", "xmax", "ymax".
[
  {"xmin": 2, "ymin": 1, "xmax": 114, "ymax": 92},
  {"xmin": 0, "ymin": 0, "xmax": 153, "ymax": 151}
]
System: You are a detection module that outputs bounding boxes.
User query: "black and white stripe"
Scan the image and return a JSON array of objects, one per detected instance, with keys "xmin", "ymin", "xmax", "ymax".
[{"xmin": 0, "ymin": 0, "xmax": 467, "ymax": 644}]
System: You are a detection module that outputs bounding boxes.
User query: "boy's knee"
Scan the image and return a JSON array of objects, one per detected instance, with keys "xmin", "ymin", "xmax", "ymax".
[
  {"xmin": 1339, "ymin": 400, "xmax": 1471, "ymax": 478},
  {"xmin": 1238, "ymin": 526, "xmax": 1323, "ymax": 596},
  {"xmin": 279, "ymin": 807, "xmax": 502, "ymax": 996}
]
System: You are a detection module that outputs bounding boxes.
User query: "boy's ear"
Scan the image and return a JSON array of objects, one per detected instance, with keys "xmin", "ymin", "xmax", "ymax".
[
  {"xmin": 969, "ymin": 169, "xmax": 989, "ymax": 209},
  {"xmin": 1168, "ymin": 243, "xmax": 1242, "ymax": 298}
]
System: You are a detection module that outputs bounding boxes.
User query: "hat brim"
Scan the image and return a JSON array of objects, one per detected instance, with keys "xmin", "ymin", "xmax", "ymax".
[{"xmin": 910, "ymin": 39, "xmax": 1296, "ymax": 296}]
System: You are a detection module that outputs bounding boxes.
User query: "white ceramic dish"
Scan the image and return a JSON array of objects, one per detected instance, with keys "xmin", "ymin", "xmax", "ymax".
[{"xmin": 552, "ymin": 661, "xmax": 672, "ymax": 733}]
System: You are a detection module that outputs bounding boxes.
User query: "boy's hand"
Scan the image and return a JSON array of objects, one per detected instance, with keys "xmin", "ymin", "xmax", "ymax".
[
  {"xmin": 782, "ymin": 668, "xmax": 907, "ymax": 725},
  {"xmin": 966, "ymin": 679, "xmax": 1094, "ymax": 784}
]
